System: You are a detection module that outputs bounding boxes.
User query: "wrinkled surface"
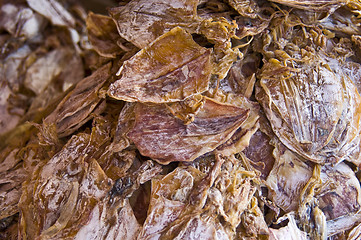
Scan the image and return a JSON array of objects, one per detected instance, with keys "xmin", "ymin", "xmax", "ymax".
[
  {"xmin": 86, "ymin": 12, "xmax": 125, "ymax": 58},
  {"xmin": 269, "ymin": 0, "xmax": 347, "ymax": 12},
  {"xmin": 108, "ymin": 27, "xmax": 212, "ymax": 103},
  {"xmin": 3, "ymin": 0, "xmax": 361, "ymax": 239},
  {"xmin": 109, "ymin": 0, "xmax": 199, "ymax": 48},
  {"xmin": 44, "ymin": 63, "xmax": 111, "ymax": 137},
  {"xmin": 256, "ymin": 26, "xmax": 361, "ymax": 165},
  {"xmin": 128, "ymin": 97, "xmax": 249, "ymax": 164},
  {"xmin": 266, "ymin": 140, "xmax": 361, "ymax": 237}
]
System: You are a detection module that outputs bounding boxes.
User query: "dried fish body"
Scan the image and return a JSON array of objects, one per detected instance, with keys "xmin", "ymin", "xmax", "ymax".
[
  {"xmin": 210, "ymin": 91, "xmax": 260, "ymax": 156},
  {"xmin": 266, "ymin": 141, "xmax": 314, "ymax": 213},
  {"xmin": 140, "ymin": 154, "xmax": 259, "ymax": 239},
  {"xmin": 86, "ymin": 12, "xmax": 127, "ymax": 58},
  {"xmin": 268, "ymin": 214, "xmax": 309, "ymax": 240},
  {"xmin": 19, "ymin": 121, "xmax": 161, "ymax": 239}
]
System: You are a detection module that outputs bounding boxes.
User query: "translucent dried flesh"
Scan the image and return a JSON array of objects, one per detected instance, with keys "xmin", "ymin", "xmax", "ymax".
[
  {"xmin": 257, "ymin": 51, "xmax": 361, "ymax": 165},
  {"xmin": 86, "ymin": 12, "xmax": 125, "ymax": 58},
  {"xmin": 44, "ymin": 63, "xmax": 111, "ymax": 137},
  {"xmin": 268, "ymin": 0, "xmax": 348, "ymax": 12},
  {"xmin": 108, "ymin": 27, "xmax": 212, "ymax": 103},
  {"xmin": 109, "ymin": 0, "xmax": 199, "ymax": 49},
  {"xmin": 2, "ymin": 0, "xmax": 361, "ymax": 239},
  {"xmin": 128, "ymin": 97, "xmax": 250, "ymax": 164},
  {"xmin": 266, "ymin": 140, "xmax": 361, "ymax": 237}
]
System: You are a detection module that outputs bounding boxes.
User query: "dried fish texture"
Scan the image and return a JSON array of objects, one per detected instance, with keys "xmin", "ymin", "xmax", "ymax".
[
  {"xmin": 266, "ymin": 141, "xmax": 361, "ymax": 237},
  {"xmin": 317, "ymin": 163, "xmax": 361, "ymax": 236},
  {"xmin": 26, "ymin": 0, "xmax": 76, "ymax": 27},
  {"xmin": 109, "ymin": 0, "xmax": 199, "ymax": 49},
  {"xmin": 317, "ymin": 7, "xmax": 361, "ymax": 36},
  {"xmin": 138, "ymin": 166, "xmax": 207, "ymax": 239},
  {"xmin": 19, "ymin": 129, "xmax": 161, "ymax": 239},
  {"xmin": 19, "ymin": 133, "xmax": 111, "ymax": 239},
  {"xmin": 44, "ymin": 63, "xmax": 111, "ymax": 137},
  {"xmin": 268, "ymin": 0, "xmax": 347, "ymax": 12},
  {"xmin": 210, "ymin": 92, "xmax": 260, "ymax": 156},
  {"xmin": 268, "ymin": 214, "xmax": 309, "ymax": 240},
  {"xmin": 4, "ymin": 0, "xmax": 361, "ymax": 239},
  {"xmin": 108, "ymin": 27, "xmax": 212, "ymax": 103},
  {"xmin": 225, "ymin": 53, "xmax": 261, "ymax": 97},
  {"xmin": 266, "ymin": 141, "xmax": 314, "ymax": 213},
  {"xmin": 0, "ymin": 147, "xmax": 27, "ymax": 220},
  {"xmin": 140, "ymin": 154, "xmax": 259, "ymax": 239},
  {"xmin": 227, "ymin": 0, "xmax": 260, "ymax": 18},
  {"xmin": 86, "ymin": 12, "xmax": 125, "ymax": 58},
  {"xmin": 128, "ymin": 97, "xmax": 249, "ymax": 164},
  {"xmin": 24, "ymin": 47, "xmax": 83, "ymax": 95},
  {"xmin": 257, "ymin": 52, "xmax": 361, "ymax": 165},
  {"xmin": 242, "ymin": 129, "xmax": 275, "ymax": 180},
  {"xmin": 0, "ymin": 84, "xmax": 22, "ymax": 135},
  {"xmin": 0, "ymin": 3, "xmax": 45, "ymax": 39},
  {"xmin": 237, "ymin": 198, "xmax": 270, "ymax": 238}
]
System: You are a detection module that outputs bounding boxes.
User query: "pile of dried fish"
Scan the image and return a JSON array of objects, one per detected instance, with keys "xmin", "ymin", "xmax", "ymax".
[{"xmin": 2, "ymin": 0, "xmax": 361, "ymax": 239}]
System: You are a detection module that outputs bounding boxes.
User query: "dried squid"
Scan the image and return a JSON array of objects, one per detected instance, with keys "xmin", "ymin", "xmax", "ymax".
[{"xmin": 2, "ymin": 0, "xmax": 361, "ymax": 239}]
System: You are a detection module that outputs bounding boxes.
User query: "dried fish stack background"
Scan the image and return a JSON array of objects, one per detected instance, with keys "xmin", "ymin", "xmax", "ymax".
[{"xmin": 2, "ymin": 0, "xmax": 361, "ymax": 239}]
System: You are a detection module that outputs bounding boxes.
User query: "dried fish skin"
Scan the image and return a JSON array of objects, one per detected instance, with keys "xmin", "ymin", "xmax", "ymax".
[
  {"xmin": 138, "ymin": 166, "xmax": 206, "ymax": 239},
  {"xmin": 109, "ymin": 0, "xmax": 199, "ymax": 49},
  {"xmin": 227, "ymin": 0, "xmax": 260, "ymax": 18},
  {"xmin": 128, "ymin": 97, "xmax": 249, "ymax": 164},
  {"xmin": 268, "ymin": 214, "xmax": 310, "ymax": 240},
  {"xmin": 0, "ymin": 3, "xmax": 46, "ymax": 40},
  {"xmin": 18, "ymin": 131, "xmax": 147, "ymax": 240},
  {"xmin": 242, "ymin": 129, "xmax": 275, "ymax": 180},
  {"xmin": 0, "ymin": 147, "xmax": 27, "ymax": 220},
  {"xmin": 108, "ymin": 27, "xmax": 212, "ymax": 103},
  {"xmin": 0, "ymin": 84, "xmax": 22, "ymax": 135},
  {"xmin": 256, "ymin": 52, "xmax": 361, "ymax": 165},
  {"xmin": 24, "ymin": 47, "xmax": 82, "ymax": 95},
  {"xmin": 210, "ymin": 91, "xmax": 260, "ymax": 156},
  {"xmin": 140, "ymin": 154, "xmax": 259, "ymax": 239}
]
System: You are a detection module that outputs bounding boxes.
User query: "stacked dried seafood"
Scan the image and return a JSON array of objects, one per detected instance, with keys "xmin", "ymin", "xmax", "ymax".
[{"xmin": 2, "ymin": 0, "xmax": 361, "ymax": 239}]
